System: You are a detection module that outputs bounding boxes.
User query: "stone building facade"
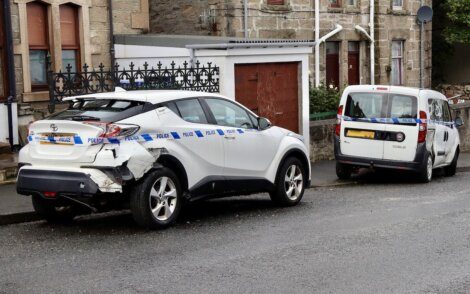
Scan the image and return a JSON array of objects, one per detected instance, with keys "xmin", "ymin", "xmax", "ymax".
[
  {"xmin": 149, "ymin": 0, "xmax": 432, "ymax": 88},
  {"xmin": 0, "ymin": 0, "xmax": 432, "ymax": 147},
  {"xmin": 0, "ymin": 0, "xmax": 148, "ymax": 145}
]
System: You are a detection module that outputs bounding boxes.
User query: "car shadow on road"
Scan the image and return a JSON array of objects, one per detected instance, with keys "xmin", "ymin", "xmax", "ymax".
[
  {"xmin": 351, "ymin": 167, "xmax": 447, "ymax": 185},
  {"xmin": 31, "ymin": 194, "xmax": 288, "ymax": 234}
]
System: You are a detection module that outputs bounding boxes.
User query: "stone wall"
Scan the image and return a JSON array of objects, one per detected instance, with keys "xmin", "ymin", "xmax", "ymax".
[
  {"xmin": 309, "ymin": 119, "xmax": 335, "ymax": 162},
  {"xmin": 451, "ymin": 102, "xmax": 470, "ymax": 152},
  {"xmin": 148, "ymin": 0, "xmax": 432, "ymax": 88},
  {"xmin": 439, "ymin": 84, "xmax": 470, "ymax": 101}
]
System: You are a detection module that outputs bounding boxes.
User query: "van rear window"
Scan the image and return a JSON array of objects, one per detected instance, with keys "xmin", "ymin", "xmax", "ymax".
[
  {"xmin": 345, "ymin": 92, "xmax": 417, "ymax": 122},
  {"xmin": 48, "ymin": 99, "xmax": 149, "ymax": 122}
]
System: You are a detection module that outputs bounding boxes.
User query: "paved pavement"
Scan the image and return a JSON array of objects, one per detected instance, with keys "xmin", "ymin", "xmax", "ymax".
[
  {"xmin": 1, "ymin": 152, "xmax": 470, "ymax": 224},
  {"xmin": 0, "ymin": 170, "xmax": 469, "ymax": 293}
]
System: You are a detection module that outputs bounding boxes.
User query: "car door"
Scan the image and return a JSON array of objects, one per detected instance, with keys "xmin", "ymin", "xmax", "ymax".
[
  {"xmin": 157, "ymin": 99, "xmax": 225, "ymax": 187},
  {"xmin": 382, "ymin": 93, "xmax": 419, "ymax": 162},
  {"xmin": 428, "ymin": 99, "xmax": 447, "ymax": 166},
  {"xmin": 340, "ymin": 92, "xmax": 387, "ymax": 159},
  {"xmin": 441, "ymin": 100, "xmax": 457, "ymax": 164},
  {"xmin": 202, "ymin": 97, "xmax": 281, "ymax": 178}
]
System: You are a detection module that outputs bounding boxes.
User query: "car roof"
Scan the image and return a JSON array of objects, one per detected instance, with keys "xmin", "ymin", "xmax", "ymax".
[{"xmin": 63, "ymin": 89, "xmax": 228, "ymax": 104}]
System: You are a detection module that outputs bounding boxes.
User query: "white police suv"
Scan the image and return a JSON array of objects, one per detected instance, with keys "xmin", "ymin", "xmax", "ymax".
[
  {"xmin": 335, "ymin": 85, "xmax": 462, "ymax": 182},
  {"xmin": 17, "ymin": 90, "xmax": 311, "ymax": 229}
]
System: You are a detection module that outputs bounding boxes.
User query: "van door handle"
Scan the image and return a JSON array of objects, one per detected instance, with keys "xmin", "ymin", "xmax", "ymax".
[{"xmin": 224, "ymin": 135, "xmax": 236, "ymax": 140}]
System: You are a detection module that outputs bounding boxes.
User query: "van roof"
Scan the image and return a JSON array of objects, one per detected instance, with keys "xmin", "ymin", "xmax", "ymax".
[{"xmin": 344, "ymin": 85, "xmax": 445, "ymax": 99}]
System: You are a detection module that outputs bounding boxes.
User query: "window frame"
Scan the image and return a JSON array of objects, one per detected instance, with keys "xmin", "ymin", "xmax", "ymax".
[
  {"xmin": 27, "ymin": 1, "xmax": 50, "ymax": 91},
  {"xmin": 392, "ymin": 0, "xmax": 403, "ymax": 10},
  {"xmin": 391, "ymin": 40, "xmax": 404, "ymax": 86},
  {"xmin": 60, "ymin": 4, "xmax": 81, "ymax": 72},
  {"xmin": 267, "ymin": 0, "xmax": 285, "ymax": 5},
  {"xmin": 329, "ymin": 0, "xmax": 341, "ymax": 8}
]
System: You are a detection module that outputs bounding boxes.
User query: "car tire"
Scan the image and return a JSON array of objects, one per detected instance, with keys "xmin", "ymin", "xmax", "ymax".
[
  {"xmin": 417, "ymin": 152, "xmax": 433, "ymax": 183},
  {"xmin": 336, "ymin": 162, "xmax": 352, "ymax": 180},
  {"xmin": 130, "ymin": 168, "xmax": 182, "ymax": 230},
  {"xmin": 31, "ymin": 194, "xmax": 77, "ymax": 223},
  {"xmin": 444, "ymin": 149, "xmax": 459, "ymax": 177},
  {"xmin": 269, "ymin": 157, "xmax": 306, "ymax": 207}
]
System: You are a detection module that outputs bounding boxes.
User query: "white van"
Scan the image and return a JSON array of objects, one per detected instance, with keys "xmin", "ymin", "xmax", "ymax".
[{"xmin": 334, "ymin": 85, "xmax": 463, "ymax": 182}]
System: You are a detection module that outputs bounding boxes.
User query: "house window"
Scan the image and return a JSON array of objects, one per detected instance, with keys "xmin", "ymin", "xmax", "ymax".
[
  {"xmin": 27, "ymin": 2, "xmax": 49, "ymax": 90},
  {"xmin": 330, "ymin": 0, "xmax": 341, "ymax": 7},
  {"xmin": 391, "ymin": 40, "xmax": 404, "ymax": 85},
  {"xmin": 392, "ymin": 0, "xmax": 403, "ymax": 10},
  {"xmin": 347, "ymin": 0, "xmax": 357, "ymax": 6},
  {"xmin": 60, "ymin": 4, "xmax": 80, "ymax": 73},
  {"xmin": 267, "ymin": 0, "xmax": 285, "ymax": 4}
]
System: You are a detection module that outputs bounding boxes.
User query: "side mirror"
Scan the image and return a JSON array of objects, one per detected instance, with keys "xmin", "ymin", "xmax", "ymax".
[
  {"xmin": 258, "ymin": 117, "xmax": 272, "ymax": 130},
  {"xmin": 455, "ymin": 117, "xmax": 464, "ymax": 128}
]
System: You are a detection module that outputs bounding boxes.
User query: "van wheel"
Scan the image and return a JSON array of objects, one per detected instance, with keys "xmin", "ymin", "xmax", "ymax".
[
  {"xmin": 336, "ymin": 162, "xmax": 352, "ymax": 180},
  {"xmin": 130, "ymin": 168, "xmax": 182, "ymax": 230},
  {"xmin": 32, "ymin": 194, "xmax": 77, "ymax": 223},
  {"xmin": 417, "ymin": 153, "xmax": 433, "ymax": 183},
  {"xmin": 444, "ymin": 149, "xmax": 459, "ymax": 177},
  {"xmin": 270, "ymin": 157, "xmax": 306, "ymax": 206}
]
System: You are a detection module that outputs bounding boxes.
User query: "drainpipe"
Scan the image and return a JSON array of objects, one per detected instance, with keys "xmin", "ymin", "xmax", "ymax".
[
  {"xmin": 243, "ymin": 0, "xmax": 248, "ymax": 39},
  {"xmin": 419, "ymin": 0, "xmax": 424, "ymax": 88},
  {"xmin": 314, "ymin": 0, "xmax": 320, "ymax": 87},
  {"xmin": 3, "ymin": 0, "xmax": 16, "ymax": 150},
  {"xmin": 370, "ymin": 0, "xmax": 375, "ymax": 85},
  {"xmin": 355, "ymin": 25, "xmax": 375, "ymax": 85},
  {"xmin": 314, "ymin": 24, "xmax": 344, "ymax": 87},
  {"xmin": 108, "ymin": 0, "xmax": 115, "ymax": 69}
]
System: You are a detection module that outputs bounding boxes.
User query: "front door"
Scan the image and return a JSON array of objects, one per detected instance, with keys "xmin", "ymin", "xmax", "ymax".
[
  {"xmin": 348, "ymin": 42, "xmax": 360, "ymax": 85},
  {"xmin": 428, "ymin": 99, "xmax": 447, "ymax": 166},
  {"xmin": 326, "ymin": 42, "xmax": 340, "ymax": 88},
  {"xmin": 202, "ymin": 97, "xmax": 280, "ymax": 178},
  {"xmin": 235, "ymin": 62, "xmax": 299, "ymax": 133}
]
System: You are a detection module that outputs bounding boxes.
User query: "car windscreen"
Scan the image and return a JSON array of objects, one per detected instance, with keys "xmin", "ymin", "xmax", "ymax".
[
  {"xmin": 47, "ymin": 99, "xmax": 148, "ymax": 122},
  {"xmin": 344, "ymin": 92, "xmax": 417, "ymax": 123}
]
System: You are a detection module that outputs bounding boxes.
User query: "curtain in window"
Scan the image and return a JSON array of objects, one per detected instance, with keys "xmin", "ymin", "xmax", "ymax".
[{"xmin": 391, "ymin": 41, "xmax": 403, "ymax": 85}]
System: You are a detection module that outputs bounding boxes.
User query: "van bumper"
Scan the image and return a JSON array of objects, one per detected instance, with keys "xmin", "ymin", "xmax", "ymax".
[{"xmin": 334, "ymin": 136, "xmax": 428, "ymax": 172}]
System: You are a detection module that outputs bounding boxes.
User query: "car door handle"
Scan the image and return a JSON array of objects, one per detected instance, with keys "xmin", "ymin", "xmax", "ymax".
[{"xmin": 224, "ymin": 135, "xmax": 236, "ymax": 140}]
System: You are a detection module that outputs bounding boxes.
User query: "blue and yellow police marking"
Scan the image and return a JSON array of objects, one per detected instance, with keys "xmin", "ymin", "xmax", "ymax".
[
  {"xmin": 28, "ymin": 128, "xmax": 249, "ymax": 145},
  {"xmin": 339, "ymin": 115, "xmax": 455, "ymax": 126}
]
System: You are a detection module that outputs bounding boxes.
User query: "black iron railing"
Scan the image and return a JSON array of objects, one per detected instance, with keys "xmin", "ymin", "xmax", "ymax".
[{"xmin": 48, "ymin": 61, "xmax": 220, "ymax": 111}]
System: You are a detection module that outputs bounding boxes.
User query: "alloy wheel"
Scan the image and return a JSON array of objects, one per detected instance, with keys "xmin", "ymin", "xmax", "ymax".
[
  {"xmin": 284, "ymin": 165, "xmax": 303, "ymax": 200},
  {"xmin": 149, "ymin": 176, "xmax": 177, "ymax": 221}
]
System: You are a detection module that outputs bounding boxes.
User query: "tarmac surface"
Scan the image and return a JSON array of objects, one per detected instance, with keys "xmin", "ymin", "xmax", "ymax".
[{"xmin": 1, "ymin": 169, "xmax": 470, "ymax": 293}]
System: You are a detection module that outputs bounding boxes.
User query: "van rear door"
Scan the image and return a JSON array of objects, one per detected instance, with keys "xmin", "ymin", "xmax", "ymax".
[
  {"xmin": 382, "ymin": 94, "xmax": 419, "ymax": 162},
  {"xmin": 340, "ymin": 92, "xmax": 387, "ymax": 159}
]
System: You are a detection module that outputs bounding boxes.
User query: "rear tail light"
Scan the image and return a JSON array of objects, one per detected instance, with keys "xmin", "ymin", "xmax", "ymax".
[
  {"xmin": 43, "ymin": 192, "xmax": 57, "ymax": 198},
  {"xmin": 83, "ymin": 122, "xmax": 139, "ymax": 138},
  {"xmin": 418, "ymin": 111, "xmax": 427, "ymax": 143},
  {"xmin": 335, "ymin": 105, "xmax": 344, "ymax": 136}
]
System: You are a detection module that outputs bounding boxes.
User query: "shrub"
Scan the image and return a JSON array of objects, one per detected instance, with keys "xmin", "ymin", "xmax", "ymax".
[{"xmin": 309, "ymin": 84, "xmax": 341, "ymax": 114}]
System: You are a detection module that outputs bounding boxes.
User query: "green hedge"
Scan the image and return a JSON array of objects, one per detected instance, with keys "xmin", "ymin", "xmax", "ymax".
[{"xmin": 309, "ymin": 85, "xmax": 341, "ymax": 115}]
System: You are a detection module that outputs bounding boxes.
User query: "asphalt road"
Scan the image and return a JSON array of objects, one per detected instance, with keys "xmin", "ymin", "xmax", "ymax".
[{"xmin": 1, "ymin": 171, "xmax": 470, "ymax": 294}]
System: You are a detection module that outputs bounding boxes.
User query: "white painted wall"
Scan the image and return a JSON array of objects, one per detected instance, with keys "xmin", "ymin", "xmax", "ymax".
[
  {"xmin": 115, "ymin": 44, "xmax": 311, "ymax": 149},
  {"xmin": 0, "ymin": 103, "xmax": 19, "ymax": 145}
]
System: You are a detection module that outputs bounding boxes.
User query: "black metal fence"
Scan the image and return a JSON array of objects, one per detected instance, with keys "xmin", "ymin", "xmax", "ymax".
[{"xmin": 48, "ymin": 61, "xmax": 220, "ymax": 110}]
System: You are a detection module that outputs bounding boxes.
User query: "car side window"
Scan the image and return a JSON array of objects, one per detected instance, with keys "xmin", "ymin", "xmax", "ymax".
[
  {"xmin": 428, "ymin": 99, "xmax": 442, "ymax": 122},
  {"xmin": 174, "ymin": 99, "xmax": 208, "ymax": 124},
  {"xmin": 442, "ymin": 100, "xmax": 453, "ymax": 123},
  {"xmin": 205, "ymin": 98, "xmax": 254, "ymax": 129}
]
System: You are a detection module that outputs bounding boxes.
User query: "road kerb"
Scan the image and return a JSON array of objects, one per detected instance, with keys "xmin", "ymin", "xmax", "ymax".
[{"xmin": 0, "ymin": 211, "xmax": 40, "ymax": 226}]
